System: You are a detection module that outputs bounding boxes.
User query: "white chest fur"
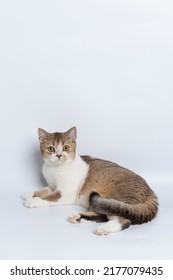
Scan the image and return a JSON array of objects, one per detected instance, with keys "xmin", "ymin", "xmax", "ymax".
[{"xmin": 42, "ymin": 154, "xmax": 89, "ymax": 204}]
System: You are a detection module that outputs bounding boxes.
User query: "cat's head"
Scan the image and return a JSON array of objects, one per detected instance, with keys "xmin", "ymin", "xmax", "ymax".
[{"xmin": 38, "ymin": 127, "xmax": 77, "ymax": 166}]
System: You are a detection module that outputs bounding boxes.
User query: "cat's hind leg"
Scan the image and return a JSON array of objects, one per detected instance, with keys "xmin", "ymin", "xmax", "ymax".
[
  {"xmin": 68, "ymin": 212, "xmax": 107, "ymax": 223},
  {"xmin": 95, "ymin": 216, "xmax": 131, "ymax": 236},
  {"xmin": 68, "ymin": 212, "xmax": 108, "ymax": 224}
]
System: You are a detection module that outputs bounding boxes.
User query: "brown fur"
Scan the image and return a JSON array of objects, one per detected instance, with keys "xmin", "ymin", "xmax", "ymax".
[
  {"xmin": 79, "ymin": 212, "xmax": 108, "ymax": 223},
  {"xmin": 34, "ymin": 188, "xmax": 61, "ymax": 202},
  {"xmin": 79, "ymin": 157, "xmax": 158, "ymax": 225},
  {"xmin": 33, "ymin": 187, "xmax": 50, "ymax": 198},
  {"xmin": 42, "ymin": 191, "xmax": 61, "ymax": 202}
]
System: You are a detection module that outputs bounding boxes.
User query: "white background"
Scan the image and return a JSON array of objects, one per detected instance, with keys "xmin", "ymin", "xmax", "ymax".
[{"xmin": 0, "ymin": 0, "xmax": 173, "ymax": 259}]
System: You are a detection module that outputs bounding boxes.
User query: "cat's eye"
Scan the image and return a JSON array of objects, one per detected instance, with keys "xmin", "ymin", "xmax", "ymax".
[
  {"xmin": 63, "ymin": 145, "xmax": 70, "ymax": 152},
  {"xmin": 47, "ymin": 146, "xmax": 55, "ymax": 153}
]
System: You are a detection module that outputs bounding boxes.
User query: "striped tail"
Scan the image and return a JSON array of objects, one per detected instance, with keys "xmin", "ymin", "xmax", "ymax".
[{"xmin": 89, "ymin": 192, "xmax": 158, "ymax": 224}]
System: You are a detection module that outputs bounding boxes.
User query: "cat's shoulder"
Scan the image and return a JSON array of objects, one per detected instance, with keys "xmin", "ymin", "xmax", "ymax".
[
  {"xmin": 81, "ymin": 155, "xmax": 119, "ymax": 168},
  {"xmin": 81, "ymin": 155, "xmax": 94, "ymax": 164},
  {"xmin": 81, "ymin": 155, "xmax": 109, "ymax": 163}
]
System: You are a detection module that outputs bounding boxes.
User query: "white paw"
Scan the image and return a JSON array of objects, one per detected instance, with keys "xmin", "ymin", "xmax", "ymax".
[
  {"xmin": 94, "ymin": 219, "xmax": 122, "ymax": 235},
  {"xmin": 67, "ymin": 214, "xmax": 81, "ymax": 224},
  {"xmin": 21, "ymin": 192, "xmax": 34, "ymax": 200},
  {"xmin": 94, "ymin": 226, "xmax": 109, "ymax": 236},
  {"xmin": 23, "ymin": 197, "xmax": 46, "ymax": 208}
]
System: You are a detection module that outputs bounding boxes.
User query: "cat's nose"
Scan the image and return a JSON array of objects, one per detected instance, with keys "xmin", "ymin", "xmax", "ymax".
[{"xmin": 56, "ymin": 154, "xmax": 62, "ymax": 159}]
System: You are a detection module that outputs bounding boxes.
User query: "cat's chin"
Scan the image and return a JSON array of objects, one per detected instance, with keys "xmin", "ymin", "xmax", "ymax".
[
  {"xmin": 44, "ymin": 158, "xmax": 74, "ymax": 166},
  {"xmin": 44, "ymin": 159, "xmax": 64, "ymax": 166}
]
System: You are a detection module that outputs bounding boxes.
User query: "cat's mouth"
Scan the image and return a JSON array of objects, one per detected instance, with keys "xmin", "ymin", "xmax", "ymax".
[
  {"xmin": 46, "ymin": 154, "xmax": 65, "ymax": 164},
  {"xmin": 55, "ymin": 157, "xmax": 64, "ymax": 163}
]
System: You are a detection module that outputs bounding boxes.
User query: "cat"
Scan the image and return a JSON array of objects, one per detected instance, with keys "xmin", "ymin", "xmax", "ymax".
[{"xmin": 21, "ymin": 127, "xmax": 158, "ymax": 235}]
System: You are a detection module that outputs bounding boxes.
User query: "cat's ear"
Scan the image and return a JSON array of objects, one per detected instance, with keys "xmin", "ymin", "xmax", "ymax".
[
  {"xmin": 66, "ymin": 127, "xmax": 77, "ymax": 141},
  {"xmin": 38, "ymin": 128, "xmax": 49, "ymax": 144}
]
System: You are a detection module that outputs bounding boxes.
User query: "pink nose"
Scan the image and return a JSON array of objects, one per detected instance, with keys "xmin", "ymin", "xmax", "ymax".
[{"xmin": 56, "ymin": 154, "xmax": 62, "ymax": 159}]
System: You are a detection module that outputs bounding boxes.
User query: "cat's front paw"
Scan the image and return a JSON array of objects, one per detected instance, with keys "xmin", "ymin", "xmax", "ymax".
[
  {"xmin": 23, "ymin": 197, "xmax": 46, "ymax": 208},
  {"xmin": 21, "ymin": 192, "xmax": 34, "ymax": 201},
  {"xmin": 67, "ymin": 214, "xmax": 81, "ymax": 224}
]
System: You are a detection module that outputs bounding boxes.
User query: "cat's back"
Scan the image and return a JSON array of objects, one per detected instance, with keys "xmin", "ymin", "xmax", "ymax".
[
  {"xmin": 80, "ymin": 155, "xmax": 154, "ymax": 204},
  {"xmin": 81, "ymin": 155, "xmax": 136, "ymax": 179}
]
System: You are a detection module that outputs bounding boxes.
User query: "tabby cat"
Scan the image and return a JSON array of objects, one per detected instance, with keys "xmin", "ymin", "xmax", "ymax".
[{"xmin": 21, "ymin": 127, "xmax": 158, "ymax": 235}]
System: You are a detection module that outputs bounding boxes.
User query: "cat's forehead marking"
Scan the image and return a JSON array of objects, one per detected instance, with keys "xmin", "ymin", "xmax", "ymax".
[
  {"xmin": 48, "ymin": 133, "xmax": 63, "ymax": 147},
  {"xmin": 54, "ymin": 132, "xmax": 68, "ymax": 143},
  {"xmin": 56, "ymin": 142, "xmax": 63, "ymax": 153},
  {"xmin": 53, "ymin": 132, "xmax": 62, "ymax": 143}
]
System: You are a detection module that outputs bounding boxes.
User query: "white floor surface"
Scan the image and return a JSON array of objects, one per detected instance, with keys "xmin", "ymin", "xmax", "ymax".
[{"xmin": 1, "ymin": 182, "xmax": 172, "ymax": 260}]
